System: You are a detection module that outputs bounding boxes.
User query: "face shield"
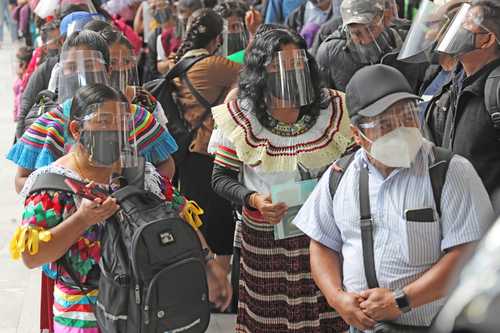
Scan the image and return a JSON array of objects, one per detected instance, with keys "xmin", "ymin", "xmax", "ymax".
[
  {"xmin": 346, "ymin": 18, "xmax": 393, "ymax": 64},
  {"xmin": 358, "ymin": 100, "xmax": 421, "ymax": 139},
  {"xmin": 397, "ymin": 0, "xmax": 453, "ymax": 63},
  {"xmin": 436, "ymin": 3, "xmax": 492, "ymax": 56},
  {"xmin": 221, "ymin": 18, "xmax": 249, "ymax": 56},
  {"xmin": 266, "ymin": 49, "xmax": 315, "ymax": 109},
  {"xmin": 109, "ymin": 50, "xmax": 139, "ymax": 94},
  {"xmin": 150, "ymin": 0, "xmax": 173, "ymax": 24},
  {"xmin": 78, "ymin": 101, "xmax": 138, "ymax": 168},
  {"xmin": 358, "ymin": 100, "xmax": 423, "ymax": 168},
  {"xmin": 58, "ymin": 50, "xmax": 110, "ymax": 103}
]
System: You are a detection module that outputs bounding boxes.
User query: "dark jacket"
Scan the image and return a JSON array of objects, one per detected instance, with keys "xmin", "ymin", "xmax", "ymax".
[
  {"xmin": 310, "ymin": 16, "xmax": 342, "ymax": 56},
  {"xmin": 315, "ymin": 27, "xmax": 426, "ymax": 92},
  {"xmin": 440, "ymin": 58, "xmax": 500, "ymax": 196},
  {"xmin": 143, "ymin": 28, "xmax": 162, "ymax": 83},
  {"xmin": 16, "ymin": 56, "xmax": 59, "ymax": 139}
]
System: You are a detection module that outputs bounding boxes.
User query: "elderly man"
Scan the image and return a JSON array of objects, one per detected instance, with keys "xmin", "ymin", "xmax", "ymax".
[
  {"xmin": 294, "ymin": 64, "xmax": 492, "ymax": 332},
  {"xmin": 316, "ymin": 0, "xmax": 424, "ymax": 92}
]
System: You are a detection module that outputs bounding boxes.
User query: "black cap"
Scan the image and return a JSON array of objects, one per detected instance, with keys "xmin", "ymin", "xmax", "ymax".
[{"xmin": 346, "ymin": 64, "xmax": 421, "ymax": 118}]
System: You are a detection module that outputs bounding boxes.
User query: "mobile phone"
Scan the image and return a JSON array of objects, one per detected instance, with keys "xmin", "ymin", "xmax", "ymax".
[
  {"xmin": 404, "ymin": 208, "xmax": 435, "ymax": 222},
  {"xmin": 65, "ymin": 178, "xmax": 109, "ymax": 201}
]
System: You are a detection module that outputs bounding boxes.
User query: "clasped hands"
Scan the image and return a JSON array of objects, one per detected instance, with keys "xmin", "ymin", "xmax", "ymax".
[{"xmin": 332, "ymin": 288, "xmax": 402, "ymax": 331}]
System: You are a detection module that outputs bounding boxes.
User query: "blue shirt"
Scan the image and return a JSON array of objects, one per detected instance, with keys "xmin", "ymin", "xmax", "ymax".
[
  {"xmin": 264, "ymin": 0, "xmax": 305, "ymax": 24},
  {"xmin": 294, "ymin": 140, "xmax": 492, "ymax": 327}
]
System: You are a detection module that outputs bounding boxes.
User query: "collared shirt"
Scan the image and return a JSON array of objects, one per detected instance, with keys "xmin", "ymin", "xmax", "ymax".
[
  {"xmin": 303, "ymin": 1, "xmax": 331, "ymax": 25},
  {"xmin": 294, "ymin": 140, "xmax": 492, "ymax": 328}
]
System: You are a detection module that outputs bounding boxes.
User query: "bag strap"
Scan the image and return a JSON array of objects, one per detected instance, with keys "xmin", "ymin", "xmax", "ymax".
[
  {"xmin": 29, "ymin": 172, "xmax": 73, "ymax": 195},
  {"xmin": 359, "ymin": 165, "xmax": 380, "ymax": 289},
  {"xmin": 429, "ymin": 146, "xmax": 454, "ymax": 218},
  {"xmin": 484, "ymin": 65, "xmax": 500, "ymax": 132},
  {"xmin": 181, "ymin": 65, "xmax": 227, "ymax": 132},
  {"xmin": 163, "ymin": 54, "xmax": 208, "ymax": 82},
  {"xmin": 329, "ymin": 152, "xmax": 356, "ymax": 199}
]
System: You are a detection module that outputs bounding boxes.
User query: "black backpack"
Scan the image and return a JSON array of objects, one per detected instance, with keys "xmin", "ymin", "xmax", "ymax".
[
  {"xmin": 23, "ymin": 90, "xmax": 59, "ymax": 134},
  {"xmin": 328, "ymin": 146, "xmax": 454, "ymax": 217},
  {"xmin": 97, "ymin": 185, "xmax": 210, "ymax": 333},
  {"xmin": 484, "ymin": 65, "xmax": 500, "ymax": 134},
  {"xmin": 28, "ymin": 164, "xmax": 210, "ymax": 333},
  {"xmin": 143, "ymin": 55, "xmax": 224, "ymax": 165}
]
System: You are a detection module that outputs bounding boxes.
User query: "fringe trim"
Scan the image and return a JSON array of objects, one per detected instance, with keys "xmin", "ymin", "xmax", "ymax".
[
  {"xmin": 7, "ymin": 142, "xmax": 57, "ymax": 170},
  {"xmin": 138, "ymin": 132, "xmax": 178, "ymax": 164},
  {"xmin": 212, "ymin": 92, "xmax": 353, "ymax": 173}
]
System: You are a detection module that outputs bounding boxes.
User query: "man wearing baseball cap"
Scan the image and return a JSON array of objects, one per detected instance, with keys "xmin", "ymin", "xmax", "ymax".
[
  {"xmin": 294, "ymin": 65, "xmax": 492, "ymax": 332},
  {"xmin": 316, "ymin": 0, "xmax": 425, "ymax": 92}
]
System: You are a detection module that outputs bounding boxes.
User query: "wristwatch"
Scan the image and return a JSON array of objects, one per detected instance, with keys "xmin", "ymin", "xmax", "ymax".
[
  {"xmin": 393, "ymin": 289, "xmax": 411, "ymax": 313},
  {"xmin": 201, "ymin": 248, "xmax": 216, "ymax": 263}
]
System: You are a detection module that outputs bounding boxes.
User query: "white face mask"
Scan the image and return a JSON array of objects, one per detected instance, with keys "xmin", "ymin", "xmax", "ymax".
[{"xmin": 361, "ymin": 127, "xmax": 424, "ymax": 168}]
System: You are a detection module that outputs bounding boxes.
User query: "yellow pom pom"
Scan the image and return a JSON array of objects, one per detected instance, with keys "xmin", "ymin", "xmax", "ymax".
[{"xmin": 9, "ymin": 226, "xmax": 52, "ymax": 260}]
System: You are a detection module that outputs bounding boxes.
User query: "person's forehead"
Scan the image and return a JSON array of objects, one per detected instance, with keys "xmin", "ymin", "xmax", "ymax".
[{"xmin": 110, "ymin": 44, "xmax": 131, "ymax": 58}]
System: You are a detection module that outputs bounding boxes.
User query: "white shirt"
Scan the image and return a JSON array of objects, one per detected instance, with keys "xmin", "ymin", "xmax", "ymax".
[{"xmin": 294, "ymin": 140, "xmax": 492, "ymax": 327}]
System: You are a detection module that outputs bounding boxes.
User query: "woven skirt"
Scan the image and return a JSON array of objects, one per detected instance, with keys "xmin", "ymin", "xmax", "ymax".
[{"xmin": 236, "ymin": 211, "xmax": 348, "ymax": 333}]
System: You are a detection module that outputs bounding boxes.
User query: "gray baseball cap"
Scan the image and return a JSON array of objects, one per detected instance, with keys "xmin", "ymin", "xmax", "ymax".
[
  {"xmin": 341, "ymin": 0, "xmax": 385, "ymax": 27},
  {"xmin": 346, "ymin": 64, "xmax": 421, "ymax": 118}
]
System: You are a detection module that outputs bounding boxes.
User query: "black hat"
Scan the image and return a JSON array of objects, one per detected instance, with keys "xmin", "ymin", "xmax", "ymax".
[{"xmin": 346, "ymin": 64, "xmax": 421, "ymax": 118}]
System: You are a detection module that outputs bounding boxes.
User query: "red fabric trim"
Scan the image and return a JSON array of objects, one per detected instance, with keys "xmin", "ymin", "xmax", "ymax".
[
  {"xmin": 242, "ymin": 207, "xmax": 267, "ymax": 224},
  {"xmin": 226, "ymin": 91, "xmax": 344, "ymax": 157}
]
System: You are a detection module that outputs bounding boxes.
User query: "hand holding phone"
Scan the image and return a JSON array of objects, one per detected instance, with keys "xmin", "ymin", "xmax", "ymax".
[{"xmin": 65, "ymin": 178, "xmax": 109, "ymax": 201}]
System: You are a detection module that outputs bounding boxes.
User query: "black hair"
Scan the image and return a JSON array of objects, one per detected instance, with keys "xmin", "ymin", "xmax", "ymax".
[
  {"xmin": 62, "ymin": 30, "xmax": 110, "ymax": 68},
  {"xmin": 16, "ymin": 46, "xmax": 34, "ymax": 63},
  {"xmin": 83, "ymin": 19, "xmax": 113, "ymax": 33},
  {"xmin": 100, "ymin": 28, "xmax": 133, "ymax": 51},
  {"xmin": 238, "ymin": 28, "xmax": 325, "ymax": 125},
  {"xmin": 70, "ymin": 84, "xmax": 128, "ymax": 122},
  {"xmin": 213, "ymin": 1, "xmax": 249, "ymax": 20},
  {"xmin": 178, "ymin": 0, "xmax": 203, "ymax": 11},
  {"xmin": 175, "ymin": 8, "xmax": 223, "ymax": 61},
  {"xmin": 59, "ymin": 4, "xmax": 90, "ymax": 19}
]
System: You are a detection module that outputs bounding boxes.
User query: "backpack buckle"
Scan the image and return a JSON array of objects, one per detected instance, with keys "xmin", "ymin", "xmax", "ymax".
[{"xmin": 491, "ymin": 112, "xmax": 500, "ymax": 128}]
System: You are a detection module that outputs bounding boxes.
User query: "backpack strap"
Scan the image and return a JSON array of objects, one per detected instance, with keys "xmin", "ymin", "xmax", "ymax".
[
  {"xmin": 328, "ymin": 152, "xmax": 356, "ymax": 199},
  {"xmin": 359, "ymin": 164, "xmax": 379, "ymax": 289},
  {"xmin": 28, "ymin": 172, "xmax": 72, "ymax": 195},
  {"xmin": 429, "ymin": 146, "xmax": 454, "ymax": 218},
  {"xmin": 484, "ymin": 65, "xmax": 500, "ymax": 133},
  {"xmin": 163, "ymin": 54, "xmax": 208, "ymax": 82}
]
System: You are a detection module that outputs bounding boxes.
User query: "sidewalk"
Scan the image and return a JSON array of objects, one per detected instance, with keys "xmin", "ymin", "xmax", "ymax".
[{"xmin": 0, "ymin": 40, "xmax": 236, "ymax": 332}]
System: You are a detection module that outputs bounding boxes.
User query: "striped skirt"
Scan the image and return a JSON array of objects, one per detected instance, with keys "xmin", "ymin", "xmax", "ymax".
[{"xmin": 236, "ymin": 210, "xmax": 348, "ymax": 333}]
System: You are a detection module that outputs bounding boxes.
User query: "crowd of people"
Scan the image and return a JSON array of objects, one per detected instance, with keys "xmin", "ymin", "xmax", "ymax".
[{"xmin": 4, "ymin": 0, "xmax": 500, "ymax": 332}]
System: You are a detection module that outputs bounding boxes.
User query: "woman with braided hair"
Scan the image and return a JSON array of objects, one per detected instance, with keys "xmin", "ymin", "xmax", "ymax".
[{"xmin": 173, "ymin": 8, "xmax": 241, "ymax": 282}]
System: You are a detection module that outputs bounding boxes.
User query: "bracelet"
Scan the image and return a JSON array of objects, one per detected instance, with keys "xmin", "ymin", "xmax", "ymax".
[{"xmin": 202, "ymin": 248, "xmax": 216, "ymax": 263}]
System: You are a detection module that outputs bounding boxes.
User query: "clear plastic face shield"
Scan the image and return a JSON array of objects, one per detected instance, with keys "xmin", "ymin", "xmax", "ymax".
[
  {"xmin": 357, "ymin": 100, "xmax": 423, "ymax": 168},
  {"xmin": 221, "ymin": 17, "xmax": 249, "ymax": 56},
  {"xmin": 109, "ymin": 49, "xmax": 139, "ymax": 94},
  {"xmin": 41, "ymin": 23, "xmax": 61, "ymax": 57},
  {"xmin": 397, "ymin": 0, "xmax": 453, "ymax": 63},
  {"xmin": 346, "ymin": 17, "xmax": 392, "ymax": 64},
  {"xmin": 78, "ymin": 101, "xmax": 138, "ymax": 168},
  {"xmin": 149, "ymin": 0, "xmax": 173, "ymax": 25},
  {"xmin": 265, "ymin": 48, "xmax": 315, "ymax": 109},
  {"xmin": 58, "ymin": 50, "xmax": 110, "ymax": 103},
  {"xmin": 358, "ymin": 100, "xmax": 421, "ymax": 139},
  {"xmin": 436, "ymin": 3, "xmax": 495, "ymax": 56}
]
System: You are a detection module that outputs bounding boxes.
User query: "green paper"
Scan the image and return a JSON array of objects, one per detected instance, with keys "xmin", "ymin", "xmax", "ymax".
[{"xmin": 227, "ymin": 50, "xmax": 245, "ymax": 64}]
